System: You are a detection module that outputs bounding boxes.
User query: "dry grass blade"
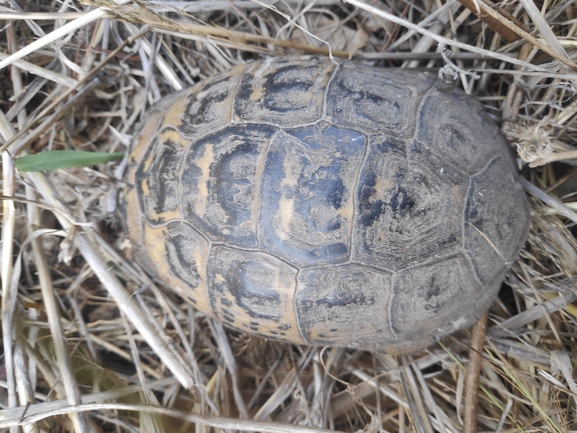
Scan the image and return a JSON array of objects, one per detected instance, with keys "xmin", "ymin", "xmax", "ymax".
[
  {"xmin": 1, "ymin": 60, "xmax": 89, "ymax": 431},
  {"xmin": 0, "ymin": 403, "xmax": 343, "ymax": 432},
  {"xmin": 451, "ymin": 0, "xmax": 577, "ymax": 71},
  {"xmin": 1, "ymin": 0, "xmax": 577, "ymax": 432},
  {"xmin": 96, "ymin": 0, "xmax": 352, "ymax": 59},
  {"xmin": 0, "ymin": 52, "xmax": 77, "ymax": 86},
  {"xmin": 1, "ymin": 122, "xmax": 17, "ymax": 421},
  {"xmin": 344, "ymin": 0, "xmax": 560, "ymax": 72},
  {"xmin": 0, "ymin": 12, "xmax": 85, "ymax": 20},
  {"xmin": 0, "ymin": 9, "xmax": 108, "ymax": 70},
  {"xmin": 521, "ymin": 178, "xmax": 577, "ymax": 224},
  {"xmin": 518, "ymin": 0, "xmax": 572, "ymax": 65},
  {"xmin": 0, "ymin": 27, "xmax": 149, "ymax": 154}
]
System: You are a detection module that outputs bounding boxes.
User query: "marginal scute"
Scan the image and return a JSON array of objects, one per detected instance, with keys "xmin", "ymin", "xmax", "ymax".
[
  {"xmin": 181, "ymin": 124, "xmax": 277, "ymax": 248},
  {"xmin": 415, "ymin": 86, "xmax": 504, "ymax": 174},
  {"xmin": 295, "ymin": 264, "xmax": 393, "ymax": 349},
  {"xmin": 431, "ymin": 261, "xmax": 507, "ymax": 343},
  {"xmin": 207, "ymin": 246, "xmax": 303, "ymax": 343},
  {"xmin": 234, "ymin": 58, "xmax": 336, "ymax": 126},
  {"xmin": 119, "ymin": 184, "xmax": 147, "ymax": 270},
  {"xmin": 165, "ymin": 221, "xmax": 205, "ymax": 289},
  {"xmin": 464, "ymin": 157, "xmax": 530, "ymax": 285},
  {"xmin": 326, "ymin": 62, "xmax": 433, "ymax": 136},
  {"xmin": 135, "ymin": 128, "xmax": 187, "ymax": 224},
  {"xmin": 176, "ymin": 64, "xmax": 246, "ymax": 137},
  {"xmin": 126, "ymin": 93, "xmax": 176, "ymax": 186},
  {"xmin": 390, "ymin": 255, "xmax": 482, "ymax": 342},
  {"xmin": 140, "ymin": 222, "xmax": 211, "ymax": 313},
  {"xmin": 258, "ymin": 123, "xmax": 366, "ymax": 267}
]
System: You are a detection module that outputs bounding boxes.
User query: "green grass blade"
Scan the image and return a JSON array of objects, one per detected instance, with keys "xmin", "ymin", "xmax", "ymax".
[{"xmin": 15, "ymin": 150, "xmax": 124, "ymax": 172}]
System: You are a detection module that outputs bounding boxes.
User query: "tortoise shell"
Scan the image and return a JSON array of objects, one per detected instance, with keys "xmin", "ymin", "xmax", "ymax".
[{"xmin": 121, "ymin": 57, "xmax": 530, "ymax": 354}]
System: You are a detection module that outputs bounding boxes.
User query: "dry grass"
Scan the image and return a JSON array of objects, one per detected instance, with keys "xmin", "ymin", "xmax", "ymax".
[{"xmin": 1, "ymin": 0, "xmax": 576, "ymax": 432}]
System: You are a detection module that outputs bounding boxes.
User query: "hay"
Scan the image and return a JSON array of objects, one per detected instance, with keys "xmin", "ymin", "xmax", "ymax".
[{"xmin": 1, "ymin": 0, "xmax": 576, "ymax": 432}]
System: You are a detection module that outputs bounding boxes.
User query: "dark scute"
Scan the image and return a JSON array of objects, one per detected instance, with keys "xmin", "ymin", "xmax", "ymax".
[
  {"xmin": 233, "ymin": 59, "xmax": 334, "ymax": 125},
  {"xmin": 178, "ymin": 70, "xmax": 243, "ymax": 137},
  {"xmin": 180, "ymin": 124, "xmax": 277, "ymax": 247},
  {"xmin": 326, "ymin": 63, "xmax": 429, "ymax": 136},
  {"xmin": 258, "ymin": 124, "xmax": 366, "ymax": 267},
  {"xmin": 353, "ymin": 139, "xmax": 465, "ymax": 271},
  {"xmin": 116, "ymin": 189, "xmax": 129, "ymax": 229},
  {"xmin": 135, "ymin": 134, "xmax": 183, "ymax": 223},
  {"xmin": 390, "ymin": 256, "xmax": 473, "ymax": 336},
  {"xmin": 464, "ymin": 157, "xmax": 530, "ymax": 285},
  {"xmin": 207, "ymin": 246, "xmax": 299, "ymax": 340},
  {"xmin": 295, "ymin": 264, "xmax": 393, "ymax": 346},
  {"xmin": 415, "ymin": 86, "xmax": 504, "ymax": 175},
  {"xmin": 212, "ymin": 258, "xmax": 282, "ymax": 322},
  {"xmin": 184, "ymin": 76, "xmax": 231, "ymax": 124},
  {"xmin": 164, "ymin": 221, "xmax": 203, "ymax": 287},
  {"xmin": 263, "ymin": 78, "xmax": 315, "ymax": 113}
]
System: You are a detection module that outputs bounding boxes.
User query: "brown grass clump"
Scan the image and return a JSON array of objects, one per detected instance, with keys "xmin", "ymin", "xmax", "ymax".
[{"xmin": 1, "ymin": 1, "xmax": 576, "ymax": 432}]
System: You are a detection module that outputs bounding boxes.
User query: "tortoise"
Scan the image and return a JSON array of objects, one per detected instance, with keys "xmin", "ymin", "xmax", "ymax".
[{"xmin": 120, "ymin": 57, "xmax": 530, "ymax": 354}]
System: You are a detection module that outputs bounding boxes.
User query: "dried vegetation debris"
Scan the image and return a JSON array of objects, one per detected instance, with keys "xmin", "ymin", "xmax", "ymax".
[{"xmin": 0, "ymin": 0, "xmax": 576, "ymax": 432}]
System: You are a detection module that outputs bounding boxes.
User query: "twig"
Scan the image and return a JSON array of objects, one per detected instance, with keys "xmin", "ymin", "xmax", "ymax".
[
  {"xmin": 456, "ymin": 0, "xmax": 524, "ymax": 42},
  {"xmin": 464, "ymin": 311, "xmax": 489, "ymax": 433}
]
